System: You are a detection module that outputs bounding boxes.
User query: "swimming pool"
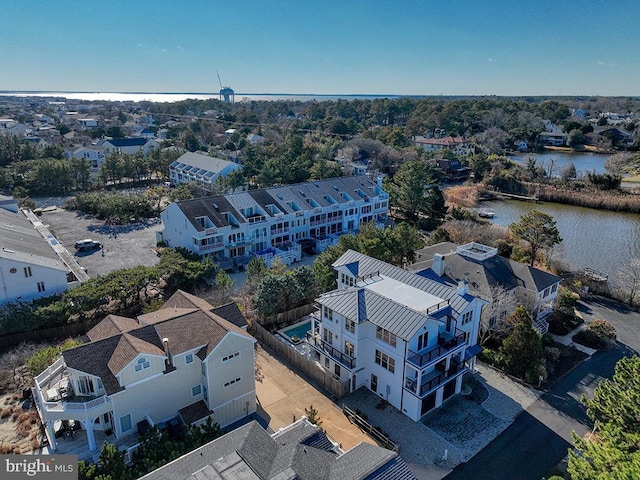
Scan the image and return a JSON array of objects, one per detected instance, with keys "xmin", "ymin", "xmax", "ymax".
[{"xmin": 281, "ymin": 320, "xmax": 312, "ymax": 343}]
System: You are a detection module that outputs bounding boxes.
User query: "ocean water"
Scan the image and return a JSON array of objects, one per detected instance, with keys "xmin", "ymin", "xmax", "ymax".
[{"xmin": 0, "ymin": 91, "xmax": 404, "ymax": 103}]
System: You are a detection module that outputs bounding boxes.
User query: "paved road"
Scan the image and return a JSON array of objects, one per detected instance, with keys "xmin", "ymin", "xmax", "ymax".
[{"xmin": 446, "ymin": 297, "xmax": 640, "ymax": 480}]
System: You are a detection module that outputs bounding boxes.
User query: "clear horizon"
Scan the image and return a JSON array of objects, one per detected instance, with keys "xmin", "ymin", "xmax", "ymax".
[{"xmin": 2, "ymin": 1, "xmax": 640, "ymax": 97}]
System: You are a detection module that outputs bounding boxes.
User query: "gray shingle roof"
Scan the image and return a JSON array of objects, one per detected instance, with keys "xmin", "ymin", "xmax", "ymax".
[
  {"xmin": 171, "ymin": 152, "xmax": 238, "ymax": 174},
  {"xmin": 0, "ymin": 208, "xmax": 66, "ymax": 271},
  {"xmin": 174, "ymin": 176, "xmax": 382, "ymax": 230},
  {"xmin": 138, "ymin": 419, "xmax": 415, "ymax": 480},
  {"xmin": 410, "ymin": 242, "xmax": 562, "ymax": 297}
]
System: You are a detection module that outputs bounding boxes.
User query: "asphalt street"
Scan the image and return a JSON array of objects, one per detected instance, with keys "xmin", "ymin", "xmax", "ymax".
[{"xmin": 445, "ymin": 297, "xmax": 640, "ymax": 480}]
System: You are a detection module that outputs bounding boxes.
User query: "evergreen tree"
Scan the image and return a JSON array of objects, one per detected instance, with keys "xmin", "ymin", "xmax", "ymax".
[
  {"xmin": 499, "ymin": 306, "xmax": 543, "ymax": 382},
  {"xmin": 568, "ymin": 356, "xmax": 640, "ymax": 479}
]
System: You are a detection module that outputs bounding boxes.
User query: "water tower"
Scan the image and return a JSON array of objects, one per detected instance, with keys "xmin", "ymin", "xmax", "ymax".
[{"xmin": 217, "ymin": 72, "xmax": 234, "ymax": 103}]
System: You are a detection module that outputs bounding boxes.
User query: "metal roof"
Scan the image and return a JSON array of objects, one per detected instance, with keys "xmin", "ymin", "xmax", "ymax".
[{"xmin": 333, "ymin": 250, "xmax": 474, "ymax": 315}]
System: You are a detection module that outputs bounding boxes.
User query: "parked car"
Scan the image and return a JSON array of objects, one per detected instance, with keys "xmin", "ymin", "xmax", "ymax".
[{"xmin": 74, "ymin": 239, "xmax": 102, "ymax": 251}]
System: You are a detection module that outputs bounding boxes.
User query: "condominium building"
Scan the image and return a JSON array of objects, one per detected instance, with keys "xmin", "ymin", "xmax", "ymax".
[{"xmin": 159, "ymin": 176, "xmax": 389, "ymax": 270}]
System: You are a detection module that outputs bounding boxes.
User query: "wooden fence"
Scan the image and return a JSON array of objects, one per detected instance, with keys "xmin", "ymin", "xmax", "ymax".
[
  {"xmin": 251, "ymin": 322, "xmax": 351, "ymax": 399},
  {"xmin": 0, "ymin": 320, "xmax": 98, "ymax": 351},
  {"xmin": 259, "ymin": 304, "xmax": 317, "ymax": 331},
  {"xmin": 342, "ymin": 404, "xmax": 400, "ymax": 452}
]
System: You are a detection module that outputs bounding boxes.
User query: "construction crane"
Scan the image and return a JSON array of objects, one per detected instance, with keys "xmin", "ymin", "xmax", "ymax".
[{"xmin": 217, "ymin": 71, "xmax": 234, "ymax": 103}]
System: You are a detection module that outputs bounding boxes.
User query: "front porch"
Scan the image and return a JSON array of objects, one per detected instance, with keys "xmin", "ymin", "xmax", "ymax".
[{"xmin": 42, "ymin": 426, "xmax": 138, "ymax": 463}]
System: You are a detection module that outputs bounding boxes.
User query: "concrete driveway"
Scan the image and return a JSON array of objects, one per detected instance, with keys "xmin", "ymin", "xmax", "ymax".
[
  {"xmin": 254, "ymin": 344, "xmax": 376, "ymax": 451},
  {"xmin": 40, "ymin": 208, "xmax": 162, "ymax": 278}
]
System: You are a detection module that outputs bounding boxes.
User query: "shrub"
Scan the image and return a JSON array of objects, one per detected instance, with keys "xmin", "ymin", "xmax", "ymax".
[
  {"xmin": 573, "ymin": 319, "xmax": 616, "ymax": 349},
  {"xmin": 478, "ymin": 347, "xmax": 502, "ymax": 367},
  {"xmin": 543, "ymin": 346, "xmax": 561, "ymax": 363}
]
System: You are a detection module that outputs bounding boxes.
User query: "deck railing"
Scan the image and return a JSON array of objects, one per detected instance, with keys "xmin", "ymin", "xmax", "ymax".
[
  {"xmin": 406, "ymin": 330, "xmax": 466, "ymax": 368},
  {"xmin": 306, "ymin": 334, "xmax": 356, "ymax": 369}
]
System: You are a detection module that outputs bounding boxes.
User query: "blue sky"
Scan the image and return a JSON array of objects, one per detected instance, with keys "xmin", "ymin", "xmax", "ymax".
[{"xmin": 1, "ymin": 0, "xmax": 638, "ymax": 96}]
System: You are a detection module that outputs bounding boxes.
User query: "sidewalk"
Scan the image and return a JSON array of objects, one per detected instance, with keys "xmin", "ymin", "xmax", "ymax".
[{"xmin": 254, "ymin": 344, "xmax": 376, "ymax": 450}]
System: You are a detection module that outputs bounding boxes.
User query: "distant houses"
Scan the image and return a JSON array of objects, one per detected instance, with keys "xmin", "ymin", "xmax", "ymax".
[
  {"xmin": 168, "ymin": 151, "xmax": 243, "ymax": 193},
  {"xmin": 414, "ymin": 136, "xmax": 474, "ymax": 157}
]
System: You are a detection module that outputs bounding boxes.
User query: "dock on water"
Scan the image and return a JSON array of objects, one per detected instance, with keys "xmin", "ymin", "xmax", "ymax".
[{"xmin": 493, "ymin": 191, "xmax": 539, "ymax": 202}]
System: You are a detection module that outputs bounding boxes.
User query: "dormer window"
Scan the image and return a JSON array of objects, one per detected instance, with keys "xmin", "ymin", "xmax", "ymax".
[{"xmin": 135, "ymin": 357, "xmax": 150, "ymax": 372}]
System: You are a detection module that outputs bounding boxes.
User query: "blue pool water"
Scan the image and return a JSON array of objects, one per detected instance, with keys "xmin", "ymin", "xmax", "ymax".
[{"xmin": 282, "ymin": 321, "xmax": 311, "ymax": 340}]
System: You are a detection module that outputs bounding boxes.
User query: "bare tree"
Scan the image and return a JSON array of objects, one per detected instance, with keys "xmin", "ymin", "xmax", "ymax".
[
  {"xmin": 478, "ymin": 285, "xmax": 519, "ymax": 345},
  {"xmin": 616, "ymin": 258, "xmax": 640, "ymax": 305}
]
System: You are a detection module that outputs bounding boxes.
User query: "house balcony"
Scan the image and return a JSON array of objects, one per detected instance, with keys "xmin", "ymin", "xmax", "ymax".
[
  {"xmin": 197, "ymin": 241, "xmax": 224, "ymax": 252},
  {"xmin": 310, "ymin": 219, "xmax": 325, "ymax": 227},
  {"xmin": 306, "ymin": 333, "xmax": 356, "ymax": 369},
  {"xmin": 406, "ymin": 329, "xmax": 467, "ymax": 369},
  {"xmin": 404, "ymin": 362, "xmax": 467, "ymax": 398},
  {"xmin": 270, "ymin": 227, "xmax": 290, "ymax": 235}
]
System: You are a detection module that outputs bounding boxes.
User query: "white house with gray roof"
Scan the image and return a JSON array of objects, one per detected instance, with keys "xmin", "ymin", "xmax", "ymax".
[
  {"xmin": 168, "ymin": 151, "xmax": 243, "ymax": 193},
  {"xmin": 139, "ymin": 417, "xmax": 416, "ymax": 480},
  {"xmin": 409, "ymin": 242, "xmax": 563, "ymax": 334},
  {"xmin": 33, "ymin": 290, "xmax": 255, "ymax": 459},
  {"xmin": 159, "ymin": 176, "xmax": 389, "ymax": 270},
  {"xmin": 308, "ymin": 250, "xmax": 487, "ymax": 421},
  {"xmin": 0, "ymin": 207, "xmax": 70, "ymax": 304}
]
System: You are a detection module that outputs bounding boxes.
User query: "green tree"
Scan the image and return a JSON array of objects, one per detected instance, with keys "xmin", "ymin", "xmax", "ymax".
[
  {"xmin": 386, "ymin": 160, "xmax": 442, "ymax": 224},
  {"xmin": 567, "ymin": 129, "xmax": 584, "ymax": 148},
  {"xmin": 498, "ymin": 306, "xmax": 543, "ymax": 382},
  {"xmin": 568, "ymin": 356, "xmax": 640, "ymax": 479},
  {"xmin": 509, "ymin": 210, "xmax": 562, "ymax": 266}
]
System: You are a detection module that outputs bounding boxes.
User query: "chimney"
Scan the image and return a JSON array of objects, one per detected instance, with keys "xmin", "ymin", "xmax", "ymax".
[
  {"xmin": 163, "ymin": 338, "xmax": 173, "ymax": 368},
  {"xmin": 456, "ymin": 280, "xmax": 468, "ymax": 296},
  {"xmin": 433, "ymin": 254, "xmax": 445, "ymax": 276}
]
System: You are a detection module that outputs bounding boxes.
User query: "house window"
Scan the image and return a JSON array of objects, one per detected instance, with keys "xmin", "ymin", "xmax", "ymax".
[
  {"xmin": 334, "ymin": 364, "xmax": 341, "ymax": 377},
  {"xmin": 376, "ymin": 327, "xmax": 397, "ymax": 347},
  {"xmin": 324, "ymin": 357, "xmax": 330, "ymax": 368},
  {"xmin": 185, "ymin": 354, "xmax": 193, "ymax": 364},
  {"xmin": 24, "ymin": 267, "xmax": 32, "ymax": 277},
  {"xmin": 461, "ymin": 311, "xmax": 473, "ymax": 325},
  {"xmin": 543, "ymin": 287, "xmax": 551, "ymax": 298},
  {"xmin": 201, "ymin": 362, "xmax": 206, "ymax": 377},
  {"xmin": 344, "ymin": 341, "xmax": 354, "ymax": 358},
  {"xmin": 324, "ymin": 306, "xmax": 333, "ymax": 321},
  {"xmin": 323, "ymin": 329, "xmax": 333, "ymax": 345},
  {"xmin": 224, "ymin": 377, "xmax": 241, "ymax": 387},
  {"xmin": 77, "ymin": 376, "xmax": 95, "ymax": 395},
  {"xmin": 345, "ymin": 318, "xmax": 356, "ymax": 334},
  {"xmin": 417, "ymin": 331, "xmax": 429, "ymax": 351},
  {"xmin": 134, "ymin": 357, "xmax": 150, "ymax": 372},
  {"xmin": 551, "ymin": 283, "xmax": 558, "ymax": 294},
  {"xmin": 120, "ymin": 414, "xmax": 132, "ymax": 433},
  {"xmin": 191, "ymin": 384, "xmax": 202, "ymax": 397},
  {"xmin": 375, "ymin": 350, "xmax": 395, "ymax": 373},
  {"xmin": 37, "ymin": 282, "xmax": 45, "ymax": 292},
  {"xmin": 222, "ymin": 352, "xmax": 240, "ymax": 362},
  {"xmin": 203, "ymin": 385, "xmax": 208, "ymax": 402}
]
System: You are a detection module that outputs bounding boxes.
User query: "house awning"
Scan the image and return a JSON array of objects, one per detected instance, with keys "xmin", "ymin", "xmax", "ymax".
[{"xmin": 464, "ymin": 344, "xmax": 483, "ymax": 361}]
